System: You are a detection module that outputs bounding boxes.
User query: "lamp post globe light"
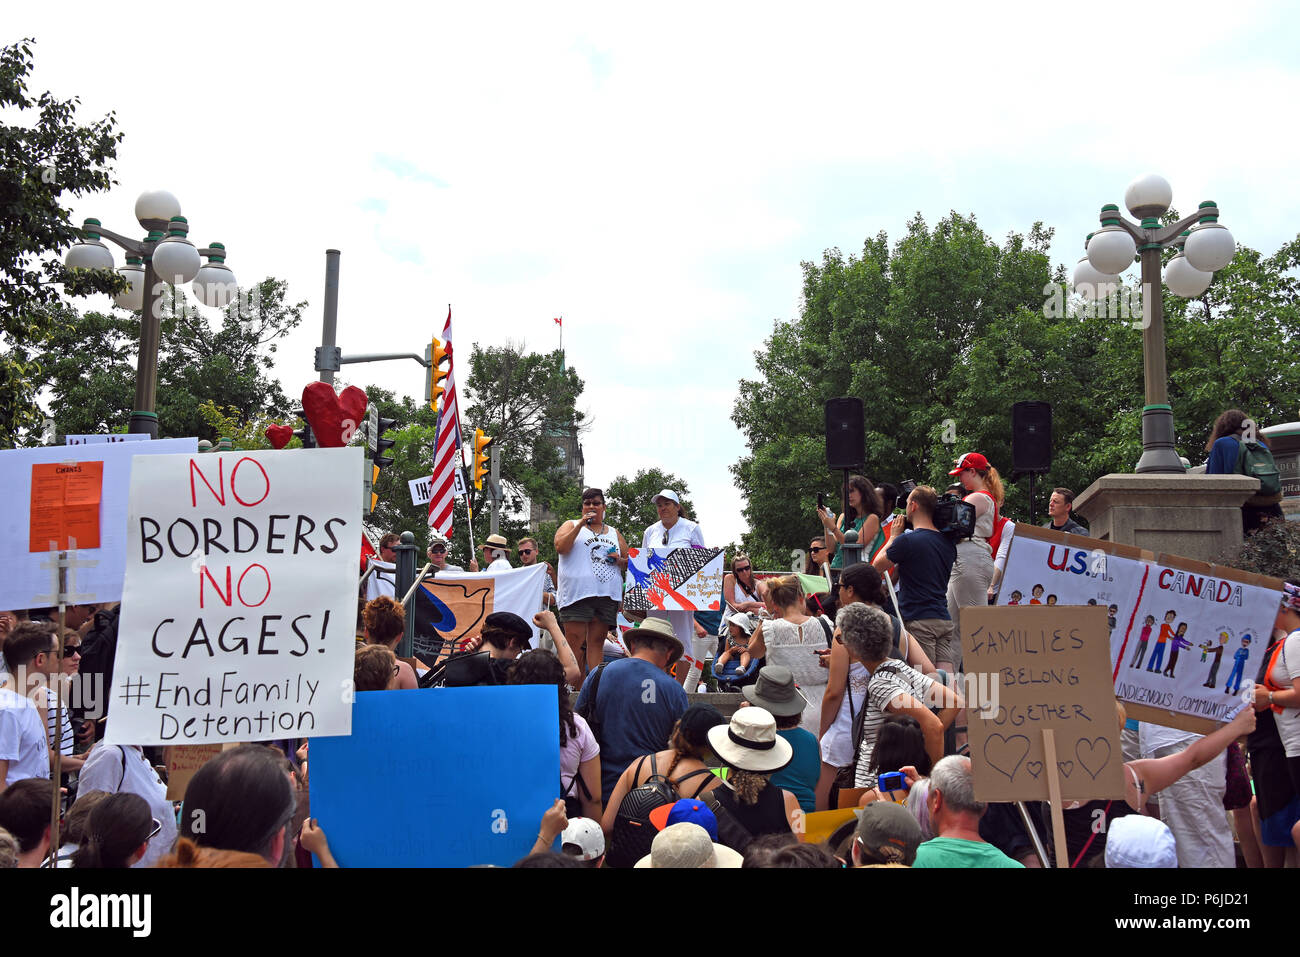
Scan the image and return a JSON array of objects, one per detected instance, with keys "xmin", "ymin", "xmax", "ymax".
[
  {"xmin": 1074, "ymin": 173, "xmax": 1235, "ymax": 473},
  {"xmin": 63, "ymin": 191, "xmax": 236, "ymax": 438}
]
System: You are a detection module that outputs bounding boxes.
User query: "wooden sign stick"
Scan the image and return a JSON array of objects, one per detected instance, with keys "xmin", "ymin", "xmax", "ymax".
[{"xmin": 1041, "ymin": 728, "xmax": 1069, "ymax": 869}]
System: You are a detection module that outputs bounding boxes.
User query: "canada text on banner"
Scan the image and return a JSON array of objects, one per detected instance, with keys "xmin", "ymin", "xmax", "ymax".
[
  {"xmin": 622, "ymin": 547, "xmax": 724, "ymax": 613},
  {"xmin": 0, "ymin": 438, "xmax": 198, "ymax": 610},
  {"xmin": 104, "ymin": 448, "xmax": 362, "ymax": 746},
  {"xmin": 411, "ymin": 564, "xmax": 546, "ymax": 658},
  {"xmin": 997, "ymin": 525, "xmax": 1283, "ymax": 729}
]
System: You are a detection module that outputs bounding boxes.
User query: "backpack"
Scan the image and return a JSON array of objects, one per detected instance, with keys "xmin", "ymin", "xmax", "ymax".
[
  {"xmin": 1237, "ymin": 439, "xmax": 1283, "ymax": 505},
  {"xmin": 604, "ymin": 753, "xmax": 680, "ymax": 868},
  {"xmin": 575, "ymin": 662, "xmax": 608, "ymax": 742}
]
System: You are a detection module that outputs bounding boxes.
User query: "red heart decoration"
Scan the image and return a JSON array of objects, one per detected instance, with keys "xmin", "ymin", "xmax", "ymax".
[
  {"xmin": 302, "ymin": 382, "xmax": 369, "ymax": 448},
  {"xmin": 628, "ymin": 548, "xmax": 639, "ymax": 558},
  {"xmin": 708, "ymin": 600, "xmax": 719, "ymax": 610},
  {"xmin": 265, "ymin": 424, "xmax": 293, "ymax": 449}
]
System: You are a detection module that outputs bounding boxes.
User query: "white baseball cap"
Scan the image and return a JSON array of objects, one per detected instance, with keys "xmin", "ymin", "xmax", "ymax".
[
  {"xmin": 560, "ymin": 817, "xmax": 605, "ymax": 862},
  {"xmin": 1105, "ymin": 815, "xmax": 1178, "ymax": 868},
  {"xmin": 651, "ymin": 489, "xmax": 681, "ymax": 506}
]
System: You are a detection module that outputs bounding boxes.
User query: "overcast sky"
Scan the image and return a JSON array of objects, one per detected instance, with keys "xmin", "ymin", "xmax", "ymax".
[{"xmin": 14, "ymin": 1, "xmax": 1300, "ymax": 545}]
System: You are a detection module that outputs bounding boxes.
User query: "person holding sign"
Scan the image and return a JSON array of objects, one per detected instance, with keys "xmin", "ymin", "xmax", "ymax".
[
  {"xmin": 556, "ymin": 488, "xmax": 628, "ymax": 675},
  {"xmin": 641, "ymin": 489, "xmax": 708, "ymax": 688}
]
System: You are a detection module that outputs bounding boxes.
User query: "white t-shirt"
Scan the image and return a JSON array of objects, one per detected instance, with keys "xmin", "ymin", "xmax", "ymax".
[
  {"xmin": 556, "ymin": 523, "xmax": 623, "ymax": 606},
  {"xmin": 487, "ymin": 557, "xmax": 513, "ymax": 572},
  {"xmin": 0, "ymin": 688, "xmax": 51, "ymax": 786},
  {"xmin": 561, "ymin": 713, "xmax": 600, "ymax": 797},
  {"xmin": 854, "ymin": 660, "xmax": 937, "ymax": 789},
  {"xmin": 78, "ymin": 744, "xmax": 178, "ymax": 868},
  {"xmin": 1271, "ymin": 629, "xmax": 1300, "ymax": 757},
  {"xmin": 641, "ymin": 517, "xmax": 706, "ymax": 551}
]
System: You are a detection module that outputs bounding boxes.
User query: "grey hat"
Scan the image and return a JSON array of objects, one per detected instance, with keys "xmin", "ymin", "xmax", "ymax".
[
  {"xmin": 628, "ymin": 617, "xmax": 685, "ymax": 665},
  {"xmin": 742, "ymin": 665, "xmax": 809, "ymax": 718},
  {"xmin": 854, "ymin": 801, "xmax": 922, "ymax": 866}
]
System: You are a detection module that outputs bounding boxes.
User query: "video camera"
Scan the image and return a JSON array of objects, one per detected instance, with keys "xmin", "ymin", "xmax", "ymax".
[{"xmin": 933, "ymin": 492, "xmax": 976, "ymax": 542}]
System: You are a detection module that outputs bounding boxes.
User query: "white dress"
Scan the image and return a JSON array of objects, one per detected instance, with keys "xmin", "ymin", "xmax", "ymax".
[{"xmin": 761, "ymin": 616, "xmax": 831, "ymax": 729}]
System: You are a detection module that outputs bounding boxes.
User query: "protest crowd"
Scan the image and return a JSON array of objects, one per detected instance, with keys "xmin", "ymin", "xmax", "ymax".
[{"xmin": 2, "ymin": 407, "xmax": 1298, "ymax": 872}]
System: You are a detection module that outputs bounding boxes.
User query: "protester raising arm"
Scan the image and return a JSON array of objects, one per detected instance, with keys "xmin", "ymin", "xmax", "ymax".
[
  {"xmin": 1123, "ymin": 705, "xmax": 1255, "ymax": 812},
  {"xmin": 299, "ymin": 818, "xmax": 339, "ymax": 868},
  {"xmin": 531, "ymin": 800, "xmax": 569, "ymax": 857},
  {"xmin": 534, "ymin": 611, "xmax": 582, "ymax": 687}
]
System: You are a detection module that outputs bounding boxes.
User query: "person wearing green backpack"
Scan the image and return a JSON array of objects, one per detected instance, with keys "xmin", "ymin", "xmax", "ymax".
[{"xmin": 1204, "ymin": 409, "xmax": 1284, "ymax": 533}]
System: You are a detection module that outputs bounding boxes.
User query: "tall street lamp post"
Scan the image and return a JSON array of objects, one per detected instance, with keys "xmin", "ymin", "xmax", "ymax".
[
  {"xmin": 64, "ymin": 190, "xmax": 237, "ymax": 438},
  {"xmin": 1073, "ymin": 173, "xmax": 1235, "ymax": 473}
]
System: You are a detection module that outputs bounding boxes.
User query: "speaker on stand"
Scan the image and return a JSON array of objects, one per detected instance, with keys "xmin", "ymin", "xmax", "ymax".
[
  {"xmin": 824, "ymin": 398, "xmax": 865, "ymax": 564},
  {"xmin": 1011, "ymin": 401, "xmax": 1052, "ymax": 525}
]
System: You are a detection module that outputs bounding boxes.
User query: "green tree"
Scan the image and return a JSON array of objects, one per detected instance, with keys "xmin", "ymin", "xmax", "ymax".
[
  {"xmin": 460, "ymin": 343, "xmax": 586, "ymax": 516},
  {"xmin": 735, "ymin": 211, "xmax": 1300, "ymax": 562},
  {"xmin": 36, "ymin": 277, "xmax": 305, "ymax": 440},
  {"xmin": 0, "ymin": 39, "xmax": 124, "ymax": 444}
]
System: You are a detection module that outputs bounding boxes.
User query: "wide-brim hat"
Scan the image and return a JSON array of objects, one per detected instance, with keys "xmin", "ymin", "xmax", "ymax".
[
  {"xmin": 741, "ymin": 666, "xmax": 809, "ymax": 718},
  {"xmin": 633, "ymin": 822, "xmax": 743, "ymax": 868},
  {"xmin": 949, "ymin": 451, "xmax": 990, "ymax": 475},
  {"xmin": 482, "ymin": 534, "xmax": 512, "ymax": 551},
  {"xmin": 629, "ymin": 617, "xmax": 684, "ymax": 664},
  {"xmin": 707, "ymin": 706, "xmax": 792, "ymax": 773}
]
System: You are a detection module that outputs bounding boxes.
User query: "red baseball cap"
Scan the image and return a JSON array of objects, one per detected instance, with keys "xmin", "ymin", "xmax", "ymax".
[{"xmin": 949, "ymin": 452, "xmax": 990, "ymax": 475}]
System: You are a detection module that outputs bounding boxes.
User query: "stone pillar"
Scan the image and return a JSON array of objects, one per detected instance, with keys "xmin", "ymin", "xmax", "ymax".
[{"xmin": 1073, "ymin": 474, "xmax": 1259, "ymax": 564}]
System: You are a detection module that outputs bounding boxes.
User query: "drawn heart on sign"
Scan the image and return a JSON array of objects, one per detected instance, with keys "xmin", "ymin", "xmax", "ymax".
[
  {"xmin": 983, "ymin": 733, "xmax": 1031, "ymax": 781},
  {"xmin": 1057, "ymin": 761, "xmax": 1074, "ymax": 777},
  {"xmin": 301, "ymin": 381, "xmax": 368, "ymax": 448},
  {"xmin": 708, "ymin": 600, "xmax": 719, "ymax": 610},
  {"xmin": 265, "ymin": 424, "xmax": 293, "ymax": 449},
  {"xmin": 1025, "ymin": 761, "xmax": 1043, "ymax": 779},
  {"xmin": 628, "ymin": 548, "xmax": 639, "ymax": 558},
  {"xmin": 1076, "ymin": 737, "xmax": 1112, "ymax": 779}
]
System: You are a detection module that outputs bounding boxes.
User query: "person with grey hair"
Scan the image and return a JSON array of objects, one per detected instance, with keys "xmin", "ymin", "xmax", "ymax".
[
  {"xmin": 912, "ymin": 756, "xmax": 1023, "ymax": 868},
  {"xmin": 836, "ymin": 603, "xmax": 959, "ymax": 789}
]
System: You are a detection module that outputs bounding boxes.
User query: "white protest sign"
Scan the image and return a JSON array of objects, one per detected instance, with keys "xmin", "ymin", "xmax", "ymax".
[
  {"xmin": 0, "ymin": 438, "xmax": 197, "ymax": 609},
  {"xmin": 999, "ymin": 525, "xmax": 1282, "ymax": 730},
  {"xmin": 65, "ymin": 434, "xmax": 150, "ymax": 445},
  {"xmin": 409, "ymin": 469, "xmax": 466, "ymax": 506},
  {"xmin": 105, "ymin": 447, "xmax": 362, "ymax": 746}
]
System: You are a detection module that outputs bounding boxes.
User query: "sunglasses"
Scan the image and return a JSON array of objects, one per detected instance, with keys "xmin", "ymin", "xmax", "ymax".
[
  {"xmin": 63, "ymin": 644, "xmax": 82, "ymax": 656},
  {"xmin": 734, "ymin": 566, "xmax": 751, "ymax": 573},
  {"xmin": 519, "ymin": 548, "xmax": 535, "ymax": 555},
  {"xmin": 147, "ymin": 818, "xmax": 163, "ymax": 841},
  {"xmin": 662, "ymin": 531, "xmax": 669, "ymax": 546},
  {"xmin": 430, "ymin": 546, "xmax": 447, "ymax": 553},
  {"xmin": 810, "ymin": 546, "xmax": 825, "ymax": 553}
]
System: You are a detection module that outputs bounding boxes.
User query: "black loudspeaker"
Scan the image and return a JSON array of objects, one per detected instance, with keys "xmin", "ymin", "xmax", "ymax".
[
  {"xmin": 825, "ymin": 397, "xmax": 865, "ymax": 470},
  {"xmin": 1012, "ymin": 401, "xmax": 1053, "ymax": 473}
]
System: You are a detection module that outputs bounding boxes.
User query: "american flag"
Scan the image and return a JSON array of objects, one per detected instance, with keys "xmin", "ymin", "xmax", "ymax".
[{"xmin": 427, "ymin": 306, "xmax": 464, "ymax": 536}]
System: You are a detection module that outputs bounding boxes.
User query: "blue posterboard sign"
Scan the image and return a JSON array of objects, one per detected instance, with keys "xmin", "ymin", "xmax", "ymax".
[{"xmin": 309, "ymin": 686, "xmax": 559, "ymax": 867}]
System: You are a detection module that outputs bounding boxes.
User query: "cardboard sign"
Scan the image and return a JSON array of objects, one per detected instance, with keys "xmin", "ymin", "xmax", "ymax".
[
  {"xmin": 964, "ymin": 605, "xmax": 1126, "ymax": 803},
  {"xmin": 998, "ymin": 525, "xmax": 1282, "ymax": 732},
  {"xmin": 162, "ymin": 743, "xmax": 225, "ymax": 800},
  {"xmin": 623, "ymin": 547, "xmax": 724, "ymax": 613},
  {"xmin": 0, "ymin": 439, "xmax": 198, "ymax": 610},
  {"xmin": 309, "ymin": 686, "xmax": 559, "ymax": 867},
  {"xmin": 105, "ymin": 448, "xmax": 362, "ymax": 746}
]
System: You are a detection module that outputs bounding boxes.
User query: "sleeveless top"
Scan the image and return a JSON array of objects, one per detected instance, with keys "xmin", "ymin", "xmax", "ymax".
[
  {"xmin": 820, "ymin": 659, "xmax": 871, "ymax": 768},
  {"xmin": 713, "ymin": 780, "xmax": 790, "ymax": 848},
  {"xmin": 556, "ymin": 523, "xmax": 623, "ymax": 607},
  {"xmin": 761, "ymin": 617, "xmax": 831, "ymax": 727},
  {"xmin": 964, "ymin": 491, "xmax": 997, "ymax": 551},
  {"xmin": 830, "ymin": 516, "xmax": 866, "ymax": 570},
  {"xmin": 732, "ymin": 577, "xmax": 761, "ymax": 605}
]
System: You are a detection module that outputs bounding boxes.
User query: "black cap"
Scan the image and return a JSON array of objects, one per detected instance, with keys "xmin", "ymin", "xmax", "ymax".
[
  {"xmin": 677, "ymin": 704, "xmax": 725, "ymax": 748},
  {"xmin": 484, "ymin": 612, "xmax": 532, "ymax": 648}
]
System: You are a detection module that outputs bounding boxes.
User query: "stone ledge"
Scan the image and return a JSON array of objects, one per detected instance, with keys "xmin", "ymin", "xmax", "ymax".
[{"xmin": 1075, "ymin": 473, "xmax": 1259, "ymax": 517}]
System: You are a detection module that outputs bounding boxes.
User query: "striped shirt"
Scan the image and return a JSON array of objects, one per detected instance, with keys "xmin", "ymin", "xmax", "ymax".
[
  {"xmin": 45, "ymin": 687, "xmax": 74, "ymax": 756},
  {"xmin": 854, "ymin": 660, "xmax": 937, "ymax": 789}
]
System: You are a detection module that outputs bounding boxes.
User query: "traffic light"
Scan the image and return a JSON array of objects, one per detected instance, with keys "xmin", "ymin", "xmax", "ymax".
[
  {"xmin": 425, "ymin": 337, "xmax": 451, "ymax": 413},
  {"xmin": 472, "ymin": 428, "xmax": 492, "ymax": 490},
  {"xmin": 370, "ymin": 463, "xmax": 380, "ymax": 515},
  {"xmin": 370, "ymin": 405, "xmax": 397, "ymax": 469},
  {"xmin": 291, "ymin": 408, "xmax": 315, "ymax": 449}
]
